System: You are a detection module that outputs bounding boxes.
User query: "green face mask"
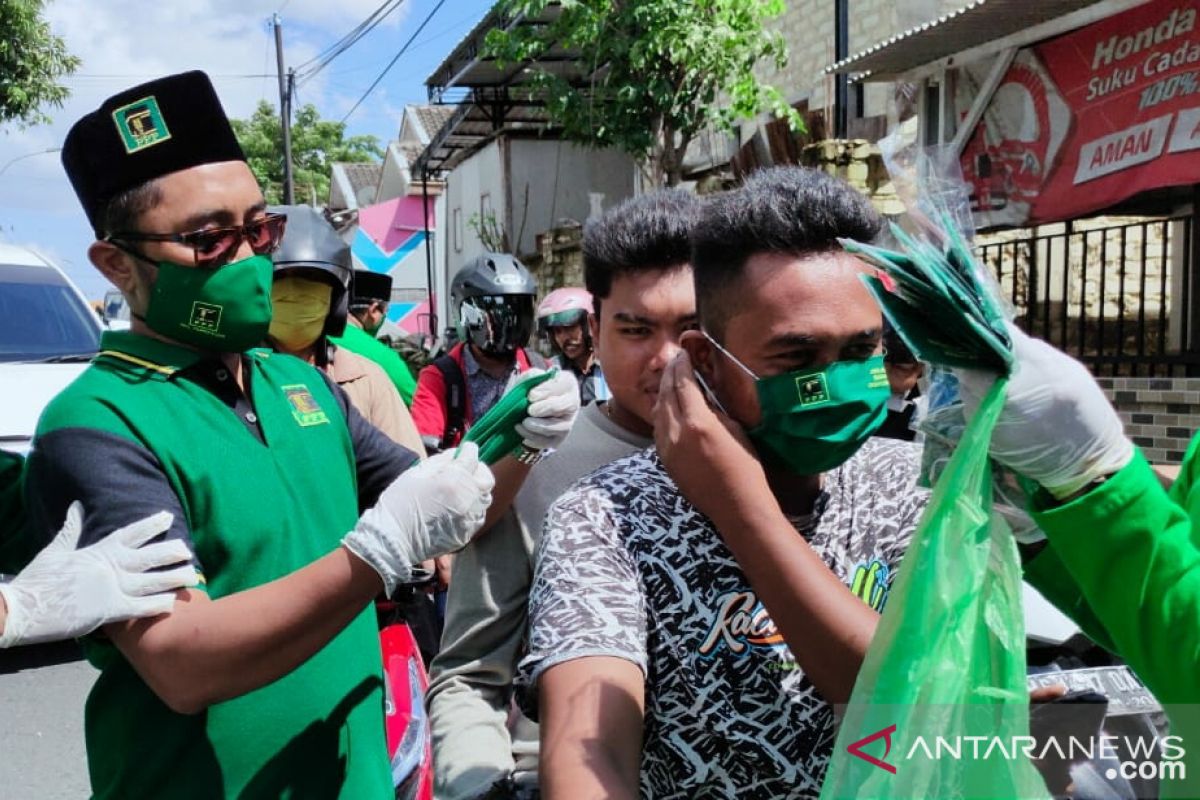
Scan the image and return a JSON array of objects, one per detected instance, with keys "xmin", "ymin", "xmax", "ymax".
[
  {"xmin": 705, "ymin": 333, "xmax": 890, "ymax": 475},
  {"xmin": 141, "ymin": 254, "xmax": 274, "ymax": 352}
]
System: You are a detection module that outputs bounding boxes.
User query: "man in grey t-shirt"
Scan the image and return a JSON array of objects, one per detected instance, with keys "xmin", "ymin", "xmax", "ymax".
[{"xmin": 427, "ymin": 189, "xmax": 702, "ymax": 800}]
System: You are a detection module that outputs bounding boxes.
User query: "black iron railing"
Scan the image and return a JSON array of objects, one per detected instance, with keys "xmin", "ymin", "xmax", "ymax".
[{"xmin": 976, "ymin": 215, "xmax": 1199, "ymax": 377}]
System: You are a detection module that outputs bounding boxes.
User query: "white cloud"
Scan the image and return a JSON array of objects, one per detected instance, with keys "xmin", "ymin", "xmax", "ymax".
[{"xmin": 0, "ymin": 0, "xmax": 410, "ymax": 297}]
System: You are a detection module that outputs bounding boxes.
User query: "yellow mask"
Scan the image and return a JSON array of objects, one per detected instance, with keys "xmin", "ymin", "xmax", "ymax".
[{"xmin": 269, "ymin": 275, "xmax": 331, "ymax": 352}]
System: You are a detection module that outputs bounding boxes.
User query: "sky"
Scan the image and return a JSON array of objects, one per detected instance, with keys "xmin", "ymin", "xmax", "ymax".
[{"xmin": 0, "ymin": 0, "xmax": 495, "ymax": 299}]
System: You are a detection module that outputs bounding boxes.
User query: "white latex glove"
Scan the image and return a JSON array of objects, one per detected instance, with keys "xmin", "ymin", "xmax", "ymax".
[
  {"xmin": 513, "ymin": 368, "xmax": 580, "ymax": 451},
  {"xmin": 342, "ymin": 441, "xmax": 494, "ymax": 595},
  {"xmin": 956, "ymin": 323, "xmax": 1134, "ymax": 500},
  {"xmin": 0, "ymin": 502, "xmax": 195, "ymax": 648}
]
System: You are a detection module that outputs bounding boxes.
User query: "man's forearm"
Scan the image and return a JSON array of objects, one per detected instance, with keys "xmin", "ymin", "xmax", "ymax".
[
  {"xmin": 482, "ymin": 457, "xmax": 531, "ymax": 532},
  {"xmin": 108, "ymin": 546, "xmax": 381, "ymax": 714},
  {"xmin": 709, "ymin": 501, "xmax": 879, "ymax": 705},
  {"xmin": 540, "ymin": 658, "xmax": 643, "ymax": 800}
]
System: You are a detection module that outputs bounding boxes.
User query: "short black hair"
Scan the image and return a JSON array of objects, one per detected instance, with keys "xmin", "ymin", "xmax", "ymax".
[
  {"xmin": 96, "ymin": 180, "xmax": 162, "ymax": 237},
  {"xmin": 583, "ymin": 188, "xmax": 700, "ymax": 315},
  {"xmin": 691, "ymin": 166, "xmax": 882, "ymax": 338}
]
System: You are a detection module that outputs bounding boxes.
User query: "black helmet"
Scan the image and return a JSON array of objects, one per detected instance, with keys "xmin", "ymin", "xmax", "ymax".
[
  {"xmin": 451, "ymin": 253, "xmax": 536, "ymax": 357},
  {"xmin": 269, "ymin": 205, "xmax": 351, "ymax": 337}
]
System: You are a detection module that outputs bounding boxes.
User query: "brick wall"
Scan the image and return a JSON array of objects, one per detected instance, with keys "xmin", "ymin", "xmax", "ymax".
[
  {"xmin": 1097, "ymin": 377, "xmax": 1200, "ymax": 463},
  {"xmin": 756, "ymin": 0, "xmax": 964, "ymax": 118}
]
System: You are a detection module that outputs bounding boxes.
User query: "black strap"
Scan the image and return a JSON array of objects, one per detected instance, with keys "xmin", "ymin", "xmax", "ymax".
[{"xmin": 433, "ymin": 354, "xmax": 466, "ymax": 450}]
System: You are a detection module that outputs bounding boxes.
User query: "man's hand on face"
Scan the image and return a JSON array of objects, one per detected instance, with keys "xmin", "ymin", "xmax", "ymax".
[{"xmin": 654, "ymin": 351, "xmax": 771, "ymax": 521}]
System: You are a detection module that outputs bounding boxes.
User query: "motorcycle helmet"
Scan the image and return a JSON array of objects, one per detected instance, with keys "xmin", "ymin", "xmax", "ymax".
[
  {"xmin": 537, "ymin": 287, "xmax": 594, "ymax": 355},
  {"xmin": 451, "ymin": 253, "xmax": 536, "ymax": 357},
  {"xmin": 269, "ymin": 205, "xmax": 352, "ymax": 338}
]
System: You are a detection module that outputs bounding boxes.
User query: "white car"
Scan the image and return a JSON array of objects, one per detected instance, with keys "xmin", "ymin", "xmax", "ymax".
[{"xmin": 0, "ymin": 243, "xmax": 102, "ymax": 454}]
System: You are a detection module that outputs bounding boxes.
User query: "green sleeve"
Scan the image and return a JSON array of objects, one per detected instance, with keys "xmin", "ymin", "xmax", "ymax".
[
  {"xmin": 382, "ymin": 350, "xmax": 416, "ymax": 406},
  {"xmin": 1022, "ymin": 543, "xmax": 1116, "ymax": 652},
  {"xmin": 1030, "ymin": 450, "xmax": 1200, "ymax": 705},
  {"xmin": 1168, "ymin": 431, "xmax": 1200, "ymax": 507}
]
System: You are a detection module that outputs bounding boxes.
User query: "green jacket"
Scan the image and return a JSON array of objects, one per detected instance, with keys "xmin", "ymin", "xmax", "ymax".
[
  {"xmin": 1025, "ymin": 444, "xmax": 1200, "ymax": 797},
  {"xmin": 331, "ymin": 324, "xmax": 417, "ymax": 406}
]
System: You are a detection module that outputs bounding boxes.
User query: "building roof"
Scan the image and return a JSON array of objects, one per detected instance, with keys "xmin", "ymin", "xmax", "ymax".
[
  {"xmin": 824, "ymin": 0, "xmax": 1116, "ymax": 80},
  {"xmin": 415, "ymin": 2, "xmax": 597, "ymax": 175},
  {"xmin": 411, "ymin": 105, "xmax": 457, "ymax": 143},
  {"xmin": 339, "ymin": 162, "xmax": 382, "ymax": 198},
  {"xmin": 329, "ymin": 161, "xmax": 383, "ymax": 210}
]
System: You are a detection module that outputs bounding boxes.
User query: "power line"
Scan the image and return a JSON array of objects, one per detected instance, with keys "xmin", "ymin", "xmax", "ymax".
[
  {"xmin": 293, "ymin": 0, "xmax": 408, "ymax": 84},
  {"xmin": 65, "ymin": 73, "xmax": 275, "ymax": 79},
  {"xmin": 324, "ymin": 9, "xmax": 488, "ymax": 79},
  {"xmin": 340, "ymin": 0, "xmax": 447, "ymax": 124}
]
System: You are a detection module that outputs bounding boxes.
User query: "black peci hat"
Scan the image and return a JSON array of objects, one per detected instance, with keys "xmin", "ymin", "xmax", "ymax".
[
  {"xmin": 352, "ymin": 269, "xmax": 392, "ymax": 305},
  {"xmin": 61, "ymin": 70, "xmax": 246, "ymax": 235}
]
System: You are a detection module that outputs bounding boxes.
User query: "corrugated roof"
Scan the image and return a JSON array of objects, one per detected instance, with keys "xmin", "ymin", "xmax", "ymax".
[
  {"xmin": 415, "ymin": 3, "xmax": 595, "ymax": 176},
  {"xmin": 824, "ymin": 0, "xmax": 1110, "ymax": 80}
]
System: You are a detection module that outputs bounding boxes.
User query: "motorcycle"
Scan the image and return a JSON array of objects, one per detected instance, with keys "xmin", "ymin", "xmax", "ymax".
[{"xmin": 377, "ymin": 568, "xmax": 440, "ymax": 800}]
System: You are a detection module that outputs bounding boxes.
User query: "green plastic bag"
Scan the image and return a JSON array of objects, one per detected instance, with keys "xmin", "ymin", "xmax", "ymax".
[
  {"xmin": 462, "ymin": 369, "xmax": 556, "ymax": 465},
  {"xmin": 819, "ymin": 377, "xmax": 1048, "ymax": 799}
]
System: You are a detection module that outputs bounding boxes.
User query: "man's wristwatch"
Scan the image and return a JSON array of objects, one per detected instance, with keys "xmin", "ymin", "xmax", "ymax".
[{"xmin": 511, "ymin": 443, "xmax": 546, "ymax": 466}]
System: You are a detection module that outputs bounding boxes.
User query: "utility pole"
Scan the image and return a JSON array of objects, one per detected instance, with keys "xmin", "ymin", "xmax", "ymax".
[
  {"xmin": 273, "ymin": 13, "xmax": 295, "ymax": 204},
  {"xmin": 834, "ymin": 0, "xmax": 849, "ymax": 139}
]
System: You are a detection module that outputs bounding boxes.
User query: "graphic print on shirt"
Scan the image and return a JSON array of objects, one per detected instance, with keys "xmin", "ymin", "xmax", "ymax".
[
  {"xmin": 849, "ymin": 558, "xmax": 893, "ymax": 612},
  {"xmin": 698, "ymin": 590, "xmax": 786, "ymax": 656},
  {"xmin": 517, "ymin": 437, "xmax": 927, "ymax": 799}
]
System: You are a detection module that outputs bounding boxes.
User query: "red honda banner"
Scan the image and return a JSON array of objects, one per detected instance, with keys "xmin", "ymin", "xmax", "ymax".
[{"xmin": 961, "ymin": 0, "xmax": 1200, "ymax": 228}]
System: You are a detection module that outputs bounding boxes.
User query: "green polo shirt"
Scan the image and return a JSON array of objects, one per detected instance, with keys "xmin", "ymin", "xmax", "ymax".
[
  {"xmin": 25, "ymin": 331, "xmax": 416, "ymax": 799},
  {"xmin": 331, "ymin": 323, "xmax": 417, "ymax": 406}
]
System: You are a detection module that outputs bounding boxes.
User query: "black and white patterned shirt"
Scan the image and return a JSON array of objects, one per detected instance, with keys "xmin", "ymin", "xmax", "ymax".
[{"xmin": 515, "ymin": 437, "xmax": 927, "ymax": 799}]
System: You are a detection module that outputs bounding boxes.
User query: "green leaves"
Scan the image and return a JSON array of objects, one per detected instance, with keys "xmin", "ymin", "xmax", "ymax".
[
  {"xmin": 485, "ymin": 0, "xmax": 802, "ymax": 186},
  {"xmin": 229, "ymin": 100, "xmax": 384, "ymax": 205},
  {"xmin": 0, "ymin": 0, "xmax": 81, "ymax": 127}
]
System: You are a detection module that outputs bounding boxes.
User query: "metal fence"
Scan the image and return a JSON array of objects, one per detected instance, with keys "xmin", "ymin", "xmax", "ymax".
[{"xmin": 977, "ymin": 215, "xmax": 1199, "ymax": 377}]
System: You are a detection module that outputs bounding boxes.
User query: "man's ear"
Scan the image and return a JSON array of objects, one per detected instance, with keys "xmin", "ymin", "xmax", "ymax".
[
  {"xmin": 88, "ymin": 241, "xmax": 139, "ymax": 294},
  {"xmin": 588, "ymin": 312, "xmax": 601, "ymax": 359},
  {"xmin": 680, "ymin": 329, "xmax": 715, "ymax": 380}
]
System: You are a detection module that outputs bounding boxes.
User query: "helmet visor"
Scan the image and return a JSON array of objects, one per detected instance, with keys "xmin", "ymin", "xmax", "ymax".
[{"xmin": 462, "ymin": 295, "xmax": 534, "ymax": 354}]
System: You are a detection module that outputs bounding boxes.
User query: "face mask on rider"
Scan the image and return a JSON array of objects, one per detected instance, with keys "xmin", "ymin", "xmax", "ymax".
[
  {"xmin": 139, "ymin": 254, "xmax": 275, "ymax": 353},
  {"xmin": 269, "ymin": 275, "xmax": 331, "ymax": 352},
  {"xmin": 701, "ymin": 331, "xmax": 890, "ymax": 475}
]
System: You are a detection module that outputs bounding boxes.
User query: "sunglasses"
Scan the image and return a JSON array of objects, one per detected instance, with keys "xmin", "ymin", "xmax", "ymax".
[{"xmin": 106, "ymin": 212, "xmax": 287, "ymax": 269}]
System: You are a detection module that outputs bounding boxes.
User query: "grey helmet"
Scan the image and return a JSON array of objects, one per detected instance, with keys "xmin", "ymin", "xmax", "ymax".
[
  {"xmin": 451, "ymin": 253, "xmax": 536, "ymax": 357},
  {"xmin": 269, "ymin": 205, "xmax": 352, "ymax": 337}
]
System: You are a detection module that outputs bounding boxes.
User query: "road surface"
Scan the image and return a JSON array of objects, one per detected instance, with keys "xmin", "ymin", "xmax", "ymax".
[{"xmin": 0, "ymin": 642, "xmax": 92, "ymax": 798}]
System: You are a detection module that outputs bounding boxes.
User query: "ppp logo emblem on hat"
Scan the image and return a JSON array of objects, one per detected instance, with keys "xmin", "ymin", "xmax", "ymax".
[{"xmin": 112, "ymin": 95, "xmax": 172, "ymax": 154}]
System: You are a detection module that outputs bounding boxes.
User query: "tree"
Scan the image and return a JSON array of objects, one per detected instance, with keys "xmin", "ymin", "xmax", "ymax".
[
  {"xmin": 230, "ymin": 100, "xmax": 384, "ymax": 205},
  {"xmin": 484, "ymin": 0, "xmax": 802, "ymax": 187},
  {"xmin": 0, "ymin": 0, "xmax": 81, "ymax": 127}
]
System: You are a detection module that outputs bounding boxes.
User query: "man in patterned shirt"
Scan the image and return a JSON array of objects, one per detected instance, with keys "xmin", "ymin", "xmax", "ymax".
[{"xmin": 516, "ymin": 167, "xmax": 930, "ymax": 799}]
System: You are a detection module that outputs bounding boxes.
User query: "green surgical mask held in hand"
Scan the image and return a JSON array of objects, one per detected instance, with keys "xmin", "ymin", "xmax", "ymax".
[
  {"xmin": 702, "ymin": 332, "xmax": 890, "ymax": 474},
  {"xmin": 462, "ymin": 369, "xmax": 556, "ymax": 465},
  {"xmin": 140, "ymin": 254, "xmax": 275, "ymax": 352}
]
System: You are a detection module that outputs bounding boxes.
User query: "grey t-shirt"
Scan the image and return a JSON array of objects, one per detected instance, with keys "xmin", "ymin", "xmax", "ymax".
[
  {"xmin": 427, "ymin": 401, "xmax": 652, "ymax": 800},
  {"xmin": 516, "ymin": 437, "xmax": 927, "ymax": 799}
]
